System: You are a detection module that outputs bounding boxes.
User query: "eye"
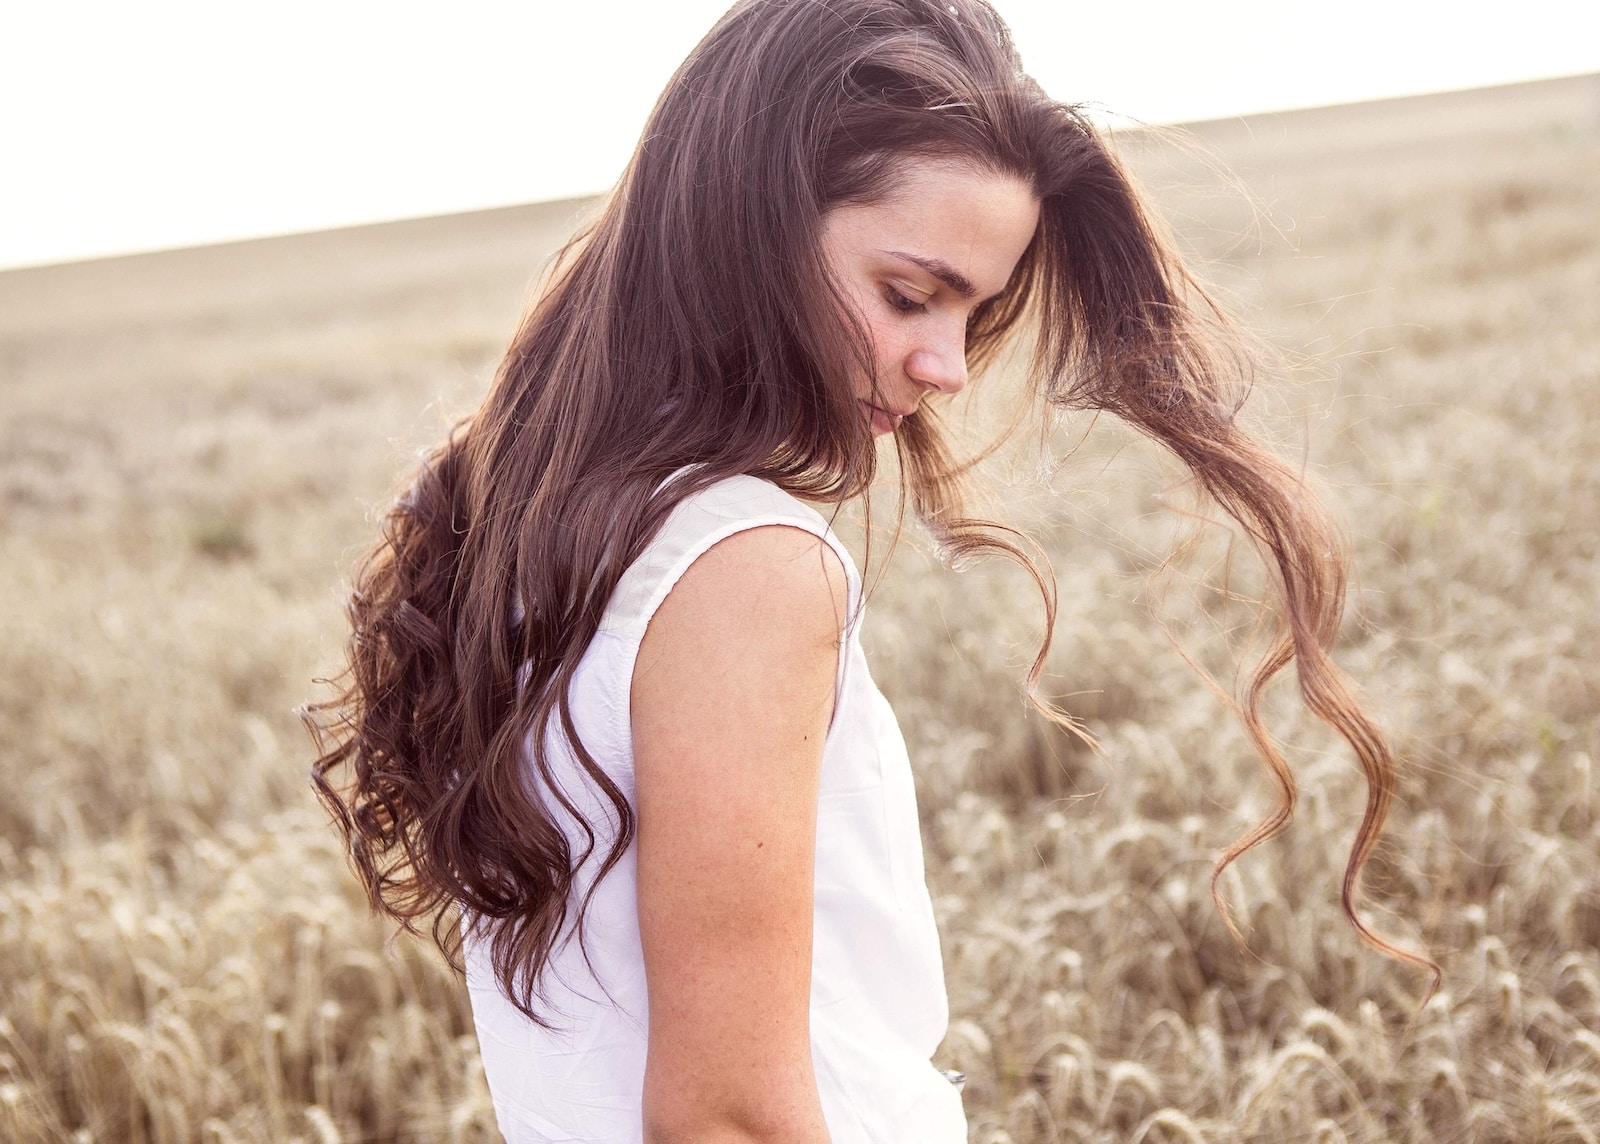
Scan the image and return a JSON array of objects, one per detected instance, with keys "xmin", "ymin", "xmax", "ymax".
[{"xmin": 884, "ymin": 285, "xmax": 928, "ymax": 315}]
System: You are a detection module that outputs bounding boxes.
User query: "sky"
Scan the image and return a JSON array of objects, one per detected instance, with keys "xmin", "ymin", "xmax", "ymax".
[{"xmin": 3, "ymin": 0, "xmax": 1597, "ymax": 271}]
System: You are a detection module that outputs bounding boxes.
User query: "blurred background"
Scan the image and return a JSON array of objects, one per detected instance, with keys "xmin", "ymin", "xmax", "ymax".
[
  {"xmin": 3, "ymin": 0, "xmax": 1598, "ymax": 269},
  {"xmin": 3, "ymin": 2, "xmax": 1600, "ymax": 1142}
]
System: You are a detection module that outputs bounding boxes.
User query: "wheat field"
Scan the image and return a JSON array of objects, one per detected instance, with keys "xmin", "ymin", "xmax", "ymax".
[{"xmin": 3, "ymin": 75, "xmax": 1598, "ymax": 1142}]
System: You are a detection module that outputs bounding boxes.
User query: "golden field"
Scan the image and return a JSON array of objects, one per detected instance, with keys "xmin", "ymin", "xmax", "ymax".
[{"xmin": 2, "ymin": 74, "xmax": 1598, "ymax": 1142}]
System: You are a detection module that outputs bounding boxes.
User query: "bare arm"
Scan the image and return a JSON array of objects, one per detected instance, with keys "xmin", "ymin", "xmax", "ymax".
[{"xmin": 632, "ymin": 525, "xmax": 847, "ymax": 1144}]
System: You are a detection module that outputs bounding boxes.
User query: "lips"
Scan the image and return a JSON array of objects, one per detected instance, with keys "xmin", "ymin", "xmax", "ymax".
[{"xmin": 863, "ymin": 400, "xmax": 914, "ymax": 435}]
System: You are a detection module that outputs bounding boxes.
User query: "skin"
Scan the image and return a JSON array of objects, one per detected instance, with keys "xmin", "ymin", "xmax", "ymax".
[
  {"xmin": 632, "ymin": 158, "xmax": 1039, "ymax": 1143},
  {"xmin": 818, "ymin": 158, "xmax": 1041, "ymax": 436}
]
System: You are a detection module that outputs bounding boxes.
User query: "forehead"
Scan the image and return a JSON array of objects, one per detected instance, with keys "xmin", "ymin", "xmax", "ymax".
[{"xmin": 820, "ymin": 158, "xmax": 1040, "ymax": 297}]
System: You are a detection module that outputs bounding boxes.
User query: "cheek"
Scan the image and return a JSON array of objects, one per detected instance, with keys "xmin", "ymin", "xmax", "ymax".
[
  {"xmin": 836, "ymin": 287, "xmax": 890, "ymax": 385},
  {"xmin": 861, "ymin": 316, "xmax": 905, "ymax": 380}
]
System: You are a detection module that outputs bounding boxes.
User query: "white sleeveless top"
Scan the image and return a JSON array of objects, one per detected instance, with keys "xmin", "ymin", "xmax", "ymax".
[{"xmin": 464, "ymin": 475, "xmax": 965, "ymax": 1142}]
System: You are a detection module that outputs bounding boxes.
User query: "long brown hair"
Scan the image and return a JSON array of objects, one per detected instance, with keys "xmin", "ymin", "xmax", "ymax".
[{"xmin": 305, "ymin": 0, "xmax": 1435, "ymax": 1023}]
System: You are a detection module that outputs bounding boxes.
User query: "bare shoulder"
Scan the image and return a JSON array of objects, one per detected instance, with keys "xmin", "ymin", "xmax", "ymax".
[
  {"xmin": 631, "ymin": 522, "xmax": 850, "ymax": 790},
  {"xmin": 682, "ymin": 523, "xmax": 847, "ymax": 609},
  {"xmin": 637, "ymin": 524, "xmax": 850, "ymax": 674}
]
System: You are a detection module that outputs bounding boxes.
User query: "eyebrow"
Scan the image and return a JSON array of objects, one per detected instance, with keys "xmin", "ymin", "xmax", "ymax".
[{"xmin": 881, "ymin": 249, "xmax": 977, "ymax": 299}]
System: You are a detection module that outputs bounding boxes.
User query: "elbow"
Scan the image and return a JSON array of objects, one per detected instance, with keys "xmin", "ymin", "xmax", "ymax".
[
  {"xmin": 642, "ymin": 1086, "xmax": 830, "ymax": 1144},
  {"xmin": 642, "ymin": 1114, "xmax": 797, "ymax": 1144}
]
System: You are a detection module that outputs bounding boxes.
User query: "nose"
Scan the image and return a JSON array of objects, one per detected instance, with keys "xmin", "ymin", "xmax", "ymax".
[{"xmin": 904, "ymin": 326, "xmax": 968, "ymax": 396}]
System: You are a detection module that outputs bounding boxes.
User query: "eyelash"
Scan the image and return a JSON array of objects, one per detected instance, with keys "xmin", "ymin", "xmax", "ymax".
[{"xmin": 884, "ymin": 285, "xmax": 928, "ymax": 315}]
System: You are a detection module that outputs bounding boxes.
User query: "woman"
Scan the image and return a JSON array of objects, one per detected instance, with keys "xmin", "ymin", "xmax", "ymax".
[{"xmin": 307, "ymin": 0, "xmax": 1429, "ymax": 1139}]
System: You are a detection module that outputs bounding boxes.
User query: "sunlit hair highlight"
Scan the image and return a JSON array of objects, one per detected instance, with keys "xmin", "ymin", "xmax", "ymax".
[{"xmin": 304, "ymin": 0, "xmax": 1436, "ymax": 1023}]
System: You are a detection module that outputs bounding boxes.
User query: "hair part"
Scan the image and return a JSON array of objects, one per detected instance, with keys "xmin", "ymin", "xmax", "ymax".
[{"xmin": 304, "ymin": 0, "xmax": 1437, "ymax": 1023}]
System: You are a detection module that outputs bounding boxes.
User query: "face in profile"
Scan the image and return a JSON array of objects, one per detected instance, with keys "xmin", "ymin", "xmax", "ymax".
[{"xmin": 818, "ymin": 157, "xmax": 1040, "ymax": 435}]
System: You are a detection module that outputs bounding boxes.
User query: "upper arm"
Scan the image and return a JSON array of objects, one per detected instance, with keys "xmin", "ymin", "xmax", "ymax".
[{"xmin": 631, "ymin": 524, "xmax": 846, "ymax": 1142}]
